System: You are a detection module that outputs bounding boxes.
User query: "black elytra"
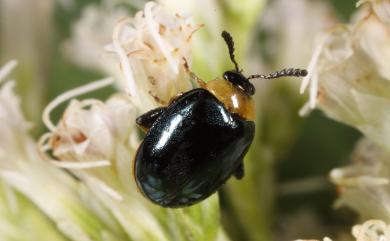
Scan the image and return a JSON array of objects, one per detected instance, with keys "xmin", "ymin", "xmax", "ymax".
[
  {"xmin": 135, "ymin": 88, "xmax": 254, "ymax": 207},
  {"xmin": 133, "ymin": 31, "xmax": 308, "ymax": 208}
]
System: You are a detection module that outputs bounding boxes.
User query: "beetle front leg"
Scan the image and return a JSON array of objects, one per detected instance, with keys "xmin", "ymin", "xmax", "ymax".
[
  {"xmin": 136, "ymin": 107, "xmax": 167, "ymax": 132},
  {"xmin": 182, "ymin": 57, "xmax": 207, "ymax": 88}
]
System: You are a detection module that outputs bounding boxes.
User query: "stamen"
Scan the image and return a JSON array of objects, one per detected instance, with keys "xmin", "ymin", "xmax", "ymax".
[
  {"xmin": 37, "ymin": 132, "xmax": 53, "ymax": 160},
  {"xmin": 0, "ymin": 60, "xmax": 18, "ymax": 84},
  {"xmin": 300, "ymin": 35, "xmax": 328, "ymax": 94},
  {"xmin": 113, "ymin": 18, "xmax": 139, "ymax": 101},
  {"xmin": 42, "ymin": 77, "xmax": 114, "ymax": 132},
  {"xmin": 49, "ymin": 160, "xmax": 111, "ymax": 169},
  {"xmin": 298, "ymin": 102, "xmax": 311, "ymax": 117},
  {"xmin": 356, "ymin": 0, "xmax": 369, "ymax": 7},
  {"xmin": 309, "ymin": 68, "xmax": 319, "ymax": 108},
  {"xmin": 330, "ymin": 168, "xmax": 389, "ymax": 187},
  {"xmin": 88, "ymin": 177, "xmax": 124, "ymax": 201},
  {"xmin": 145, "ymin": 2, "xmax": 179, "ymax": 75}
]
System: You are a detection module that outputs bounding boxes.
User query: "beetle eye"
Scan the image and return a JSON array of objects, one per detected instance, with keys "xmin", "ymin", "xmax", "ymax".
[
  {"xmin": 223, "ymin": 71, "xmax": 255, "ymax": 96},
  {"xmin": 246, "ymin": 84, "xmax": 255, "ymax": 96},
  {"xmin": 223, "ymin": 72, "xmax": 231, "ymax": 81}
]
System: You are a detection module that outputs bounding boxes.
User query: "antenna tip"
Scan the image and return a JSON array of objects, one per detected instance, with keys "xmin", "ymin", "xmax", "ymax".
[
  {"xmin": 300, "ymin": 69, "xmax": 308, "ymax": 77},
  {"xmin": 221, "ymin": 31, "xmax": 232, "ymax": 41}
]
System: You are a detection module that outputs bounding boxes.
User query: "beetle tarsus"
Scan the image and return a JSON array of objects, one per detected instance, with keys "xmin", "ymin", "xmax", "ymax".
[
  {"xmin": 233, "ymin": 162, "xmax": 244, "ymax": 179},
  {"xmin": 182, "ymin": 57, "xmax": 207, "ymax": 88},
  {"xmin": 136, "ymin": 107, "xmax": 167, "ymax": 130}
]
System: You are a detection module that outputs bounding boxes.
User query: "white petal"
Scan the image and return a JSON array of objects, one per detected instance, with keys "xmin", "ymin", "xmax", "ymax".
[
  {"xmin": 0, "ymin": 60, "xmax": 17, "ymax": 84},
  {"xmin": 49, "ymin": 160, "xmax": 111, "ymax": 169},
  {"xmin": 43, "ymin": 77, "xmax": 114, "ymax": 131}
]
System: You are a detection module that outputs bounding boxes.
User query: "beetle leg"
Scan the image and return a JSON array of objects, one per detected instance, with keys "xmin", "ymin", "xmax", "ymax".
[
  {"xmin": 148, "ymin": 90, "xmax": 168, "ymax": 105},
  {"xmin": 136, "ymin": 107, "xmax": 167, "ymax": 132},
  {"xmin": 183, "ymin": 57, "xmax": 207, "ymax": 88},
  {"xmin": 233, "ymin": 162, "xmax": 244, "ymax": 179}
]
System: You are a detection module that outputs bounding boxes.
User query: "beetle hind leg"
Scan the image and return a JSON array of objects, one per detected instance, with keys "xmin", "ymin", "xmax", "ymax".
[
  {"xmin": 233, "ymin": 162, "xmax": 244, "ymax": 179},
  {"xmin": 136, "ymin": 107, "xmax": 167, "ymax": 132}
]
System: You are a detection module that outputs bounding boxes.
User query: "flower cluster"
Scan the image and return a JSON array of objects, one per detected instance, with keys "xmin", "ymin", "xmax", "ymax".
[
  {"xmin": 108, "ymin": 1, "xmax": 201, "ymax": 111},
  {"xmin": 300, "ymin": 5, "xmax": 390, "ymax": 151},
  {"xmin": 330, "ymin": 139, "xmax": 390, "ymax": 221},
  {"xmin": 299, "ymin": 2, "xmax": 390, "ymax": 241},
  {"xmin": 357, "ymin": 0, "xmax": 390, "ymax": 24}
]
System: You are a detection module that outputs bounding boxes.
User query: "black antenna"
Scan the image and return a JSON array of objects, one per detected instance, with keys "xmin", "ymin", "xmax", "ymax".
[
  {"xmin": 221, "ymin": 31, "xmax": 240, "ymax": 72},
  {"xmin": 248, "ymin": 68, "xmax": 308, "ymax": 80}
]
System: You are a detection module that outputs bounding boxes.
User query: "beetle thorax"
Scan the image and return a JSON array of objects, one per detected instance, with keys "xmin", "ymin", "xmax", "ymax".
[{"xmin": 204, "ymin": 78, "xmax": 255, "ymax": 121}]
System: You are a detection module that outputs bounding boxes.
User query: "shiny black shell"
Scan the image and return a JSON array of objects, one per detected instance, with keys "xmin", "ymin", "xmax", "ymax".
[{"xmin": 134, "ymin": 88, "xmax": 255, "ymax": 207}]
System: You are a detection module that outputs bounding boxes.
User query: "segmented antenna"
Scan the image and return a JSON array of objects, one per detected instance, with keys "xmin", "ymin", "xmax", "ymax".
[
  {"xmin": 248, "ymin": 68, "xmax": 308, "ymax": 80},
  {"xmin": 221, "ymin": 31, "xmax": 240, "ymax": 72}
]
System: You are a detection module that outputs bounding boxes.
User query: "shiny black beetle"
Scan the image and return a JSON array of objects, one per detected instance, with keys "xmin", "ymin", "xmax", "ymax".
[{"xmin": 134, "ymin": 31, "xmax": 307, "ymax": 207}]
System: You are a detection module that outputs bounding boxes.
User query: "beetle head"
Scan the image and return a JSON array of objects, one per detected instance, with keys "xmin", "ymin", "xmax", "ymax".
[
  {"xmin": 223, "ymin": 70, "xmax": 255, "ymax": 96},
  {"xmin": 221, "ymin": 31, "xmax": 255, "ymax": 96},
  {"xmin": 221, "ymin": 30, "xmax": 308, "ymax": 97}
]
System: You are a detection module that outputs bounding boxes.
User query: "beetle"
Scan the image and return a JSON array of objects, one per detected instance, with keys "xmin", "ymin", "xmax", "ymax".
[{"xmin": 134, "ymin": 31, "xmax": 307, "ymax": 208}]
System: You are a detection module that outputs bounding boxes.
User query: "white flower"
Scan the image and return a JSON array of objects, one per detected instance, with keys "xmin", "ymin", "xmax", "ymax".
[
  {"xmin": 0, "ymin": 182, "xmax": 69, "ymax": 241},
  {"xmin": 299, "ymin": 9, "xmax": 390, "ymax": 151},
  {"xmin": 40, "ymin": 77, "xmax": 139, "ymax": 197},
  {"xmin": 357, "ymin": 0, "xmax": 390, "ymax": 24},
  {"xmin": 0, "ymin": 61, "xmax": 126, "ymax": 241},
  {"xmin": 64, "ymin": 1, "xmax": 129, "ymax": 73},
  {"xmin": 66, "ymin": 1, "xmax": 200, "ymax": 113},
  {"xmin": 330, "ymin": 139, "xmax": 390, "ymax": 222},
  {"xmin": 295, "ymin": 220, "xmax": 390, "ymax": 241},
  {"xmin": 108, "ymin": 1, "xmax": 200, "ymax": 111},
  {"xmin": 352, "ymin": 220, "xmax": 390, "ymax": 241}
]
